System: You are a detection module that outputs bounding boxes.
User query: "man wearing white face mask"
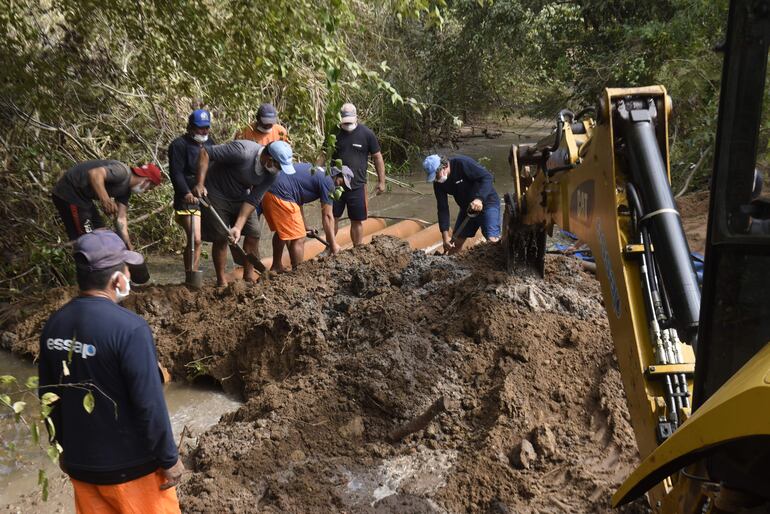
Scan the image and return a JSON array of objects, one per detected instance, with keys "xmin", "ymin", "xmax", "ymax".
[
  {"xmin": 194, "ymin": 139, "xmax": 296, "ymax": 285},
  {"xmin": 423, "ymin": 154, "xmax": 501, "ymax": 254},
  {"xmin": 168, "ymin": 109, "xmax": 216, "ymax": 277},
  {"xmin": 39, "ymin": 230, "xmax": 184, "ymax": 513},
  {"xmin": 329, "ymin": 103, "xmax": 386, "ymax": 246},
  {"xmin": 236, "ymin": 103, "xmax": 290, "ymax": 146},
  {"xmin": 52, "ymin": 160, "xmax": 163, "ymax": 250}
]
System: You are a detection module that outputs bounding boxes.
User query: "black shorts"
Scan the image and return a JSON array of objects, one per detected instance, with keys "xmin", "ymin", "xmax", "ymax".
[
  {"xmin": 52, "ymin": 194, "xmax": 105, "ymax": 240},
  {"xmin": 332, "ymin": 186, "xmax": 368, "ymax": 221},
  {"xmin": 201, "ymin": 194, "xmax": 262, "ymax": 243}
]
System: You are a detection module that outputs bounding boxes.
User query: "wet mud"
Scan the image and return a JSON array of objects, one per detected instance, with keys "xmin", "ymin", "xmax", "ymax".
[{"xmin": 2, "ymin": 235, "xmax": 650, "ymax": 513}]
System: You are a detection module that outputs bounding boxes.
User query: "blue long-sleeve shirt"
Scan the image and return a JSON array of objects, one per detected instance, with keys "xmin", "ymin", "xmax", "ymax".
[
  {"xmin": 167, "ymin": 134, "xmax": 215, "ymax": 209},
  {"xmin": 433, "ymin": 155, "xmax": 500, "ymax": 232},
  {"xmin": 38, "ymin": 296, "xmax": 178, "ymax": 485}
]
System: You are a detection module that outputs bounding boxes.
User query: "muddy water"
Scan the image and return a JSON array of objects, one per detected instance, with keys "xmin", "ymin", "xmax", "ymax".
[{"xmin": 0, "ymin": 350, "xmax": 241, "ymax": 512}]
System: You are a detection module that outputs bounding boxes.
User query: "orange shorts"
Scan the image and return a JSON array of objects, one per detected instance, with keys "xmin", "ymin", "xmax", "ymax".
[
  {"xmin": 262, "ymin": 192, "xmax": 306, "ymax": 241},
  {"xmin": 71, "ymin": 470, "xmax": 181, "ymax": 514}
]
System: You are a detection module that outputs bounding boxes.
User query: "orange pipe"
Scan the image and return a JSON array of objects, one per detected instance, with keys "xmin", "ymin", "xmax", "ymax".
[
  {"xmin": 335, "ymin": 218, "xmax": 387, "ymax": 248},
  {"xmin": 354, "ymin": 219, "xmax": 425, "ymax": 247},
  {"xmin": 224, "ymin": 217, "xmax": 492, "ymax": 282},
  {"xmin": 406, "ymin": 223, "xmax": 486, "ymax": 254},
  {"xmin": 228, "ymin": 218, "xmax": 388, "ymax": 279},
  {"xmin": 405, "ymin": 223, "xmax": 441, "ymax": 250},
  {"xmin": 268, "ymin": 217, "xmax": 387, "ymax": 267}
]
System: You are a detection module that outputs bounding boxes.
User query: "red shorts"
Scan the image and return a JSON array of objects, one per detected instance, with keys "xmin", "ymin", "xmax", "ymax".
[
  {"xmin": 262, "ymin": 192, "xmax": 306, "ymax": 241},
  {"xmin": 71, "ymin": 470, "xmax": 181, "ymax": 514}
]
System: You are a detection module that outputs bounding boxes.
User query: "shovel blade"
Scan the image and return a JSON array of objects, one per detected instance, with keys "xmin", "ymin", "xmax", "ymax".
[
  {"xmin": 185, "ymin": 270, "xmax": 204, "ymax": 289},
  {"xmin": 128, "ymin": 262, "xmax": 151, "ymax": 284},
  {"xmin": 229, "ymin": 243, "xmax": 269, "ymax": 276}
]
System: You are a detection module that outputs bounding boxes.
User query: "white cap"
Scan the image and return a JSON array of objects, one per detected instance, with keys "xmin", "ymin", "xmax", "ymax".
[{"xmin": 340, "ymin": 103, "xmax": 357, "ymax": 123}]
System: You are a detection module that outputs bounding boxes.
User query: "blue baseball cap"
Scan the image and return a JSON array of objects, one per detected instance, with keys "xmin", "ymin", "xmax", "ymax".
[
  {"xmin": 423, "ymin": 154, "xmax": 442, "ymax": 182},
  {"xmin": 190, "ymin": 109, "xmax": 211, "ymax": 128},
  {"xmin": 74, "ymin": 229, "xmax": 144, "ymax": 271},
  {"xmin": 257, "ymin": 103, "xmax": 278, "ymax": 125},
  {"xmin": 267, "ymin": 141, "xmax": 295, "ymax": 175}
]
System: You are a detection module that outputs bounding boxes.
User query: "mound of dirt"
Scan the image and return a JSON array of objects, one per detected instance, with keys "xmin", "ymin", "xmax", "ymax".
[
  {"xmin": 1, "ymin": 237, "xmax": 647, "ymax": 513},
  {"xmin": 676, "ymin": 191, "xmax": 709, "ymax": 254}
]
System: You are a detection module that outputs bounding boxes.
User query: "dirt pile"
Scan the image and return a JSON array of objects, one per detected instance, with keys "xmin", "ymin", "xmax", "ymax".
[
  {"xmin": 676, "ymin": 191, "xmax": 709, "ymax": 254},
  {"xmin": 1, "ymin": 237, "xmax": 646, "ymax": 513}
]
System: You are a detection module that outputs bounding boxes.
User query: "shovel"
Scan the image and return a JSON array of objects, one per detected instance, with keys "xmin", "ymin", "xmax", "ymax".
[
  {"xmin": 306, "ymin": 228, "xmax": 330, "ymax": 248},
  {"xmin": 112, "ymin": 219, "xmax": 151, "ymax": 284},
  {"xmin": 185, "ymin": 213, "xmax": 204, "ymax": 289},
  {"xmin": 198, "ymin": 196, "xmax": 269, "ymax": 277},
  {"xmin": 450, "ymin": 206, "xmax": 481, "ymax": 246}
]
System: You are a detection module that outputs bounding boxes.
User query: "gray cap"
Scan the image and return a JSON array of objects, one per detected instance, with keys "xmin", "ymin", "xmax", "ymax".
[
  {"xmin": 340, "ymin": 103, "xmax": 357, "ymax": 123},
  {"xmin": 330, "ymin": 165, "xmax": 354, "ymax": 190},
  {"xmin": 257, "ymin": 103, "xmax": 278, "ymax": 125},
  {"xmin": 74, "ymin": 230, "xmax": 144, "ymax": 271}
]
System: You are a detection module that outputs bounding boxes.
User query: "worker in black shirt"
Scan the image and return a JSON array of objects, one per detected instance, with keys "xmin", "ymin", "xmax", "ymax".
[
  {"xmin": 331, "ymin": 103, "xmax": 386, "ymax": 245},
  {"xmin": 168, "ymin": 109, "xmax": 215, "ymax": 276}
]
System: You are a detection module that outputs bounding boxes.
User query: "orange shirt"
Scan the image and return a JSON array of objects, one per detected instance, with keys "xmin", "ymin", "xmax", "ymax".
[{"xmin": 236, "ymin": 123, "xmax": 290, "ymax": 146}]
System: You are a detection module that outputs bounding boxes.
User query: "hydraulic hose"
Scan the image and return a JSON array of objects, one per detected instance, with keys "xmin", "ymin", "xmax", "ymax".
[
  {"xmin": 548, "ymin": 109, "xmax": 576, "ymax": 152},
  {"xmin": 627, "ymin": 182, "xmax": 681, "ymax": 428}
]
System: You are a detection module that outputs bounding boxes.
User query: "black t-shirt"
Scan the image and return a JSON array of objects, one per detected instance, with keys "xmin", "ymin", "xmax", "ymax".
[
  {"xmin": 333, "ymin": 124, "xmax": 381, "ymax": 189},
  {"xmin": 52, "ymin": 160, "xmax": 132, "ymax": 207}
]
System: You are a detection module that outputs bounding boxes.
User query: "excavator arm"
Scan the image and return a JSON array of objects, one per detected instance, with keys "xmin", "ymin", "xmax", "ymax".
[
  {"xmin": 506, "ymin": 86, "xmax": 700, "ymax": 507},
  {"xmin": 505, "ymin": 2, "xmax": 770, "ymax": 508}
]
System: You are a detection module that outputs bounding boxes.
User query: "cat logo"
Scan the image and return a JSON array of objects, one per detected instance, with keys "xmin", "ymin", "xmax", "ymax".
[{"xmin": 570, "ymin": 180, "xmax": 595, "ymax": 225}]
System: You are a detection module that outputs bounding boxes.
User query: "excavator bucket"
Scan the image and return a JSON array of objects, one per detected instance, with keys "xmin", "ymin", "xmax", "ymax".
[
  {"xmin": 503, "ymin": 144, "xmax": 547, "ymax": 277},
  {"xmin": 503, "ymin": 192, "xmax": 546, "ymax": 277}
]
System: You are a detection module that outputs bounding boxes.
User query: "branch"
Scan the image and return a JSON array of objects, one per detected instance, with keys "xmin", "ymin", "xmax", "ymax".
[
  {"xmin": 366, "ymin": 170, "xmax": 424, "ymax": 195},
  {"xmin": 676, "ymin": 148, "xmax": 710, "ymax": 198},
  {"xmin": 3, "ymin": 101, "xmax": 100, "ymax": 159},
  {"xmin": 129, "ymin": 201, "xmax": 172, "ymax": 224}
]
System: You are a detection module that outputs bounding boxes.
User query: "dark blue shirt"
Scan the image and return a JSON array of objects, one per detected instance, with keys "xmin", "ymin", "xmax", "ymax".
[
  {"xmin": 268, "ymin": 163, "xmax": 335, "ymax": 206},
  {"xmin": 167, "ymin": 134, "xmax": 215, "ymax": 209},
  {"xmin": 433, "ymin": 155, "xmax": 499, "ymax": 232},
  {"xmin": 38, "ymin": 296, "xmax": 177, "ymax": 484}
]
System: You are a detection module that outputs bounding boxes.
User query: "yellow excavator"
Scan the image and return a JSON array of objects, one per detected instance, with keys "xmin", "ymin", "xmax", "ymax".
[{"xmin": 503, "ymin": 1, "xmax": 770, "ymax": 512}]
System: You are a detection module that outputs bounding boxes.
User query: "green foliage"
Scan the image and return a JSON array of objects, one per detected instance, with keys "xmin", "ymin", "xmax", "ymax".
[
  {"xmin": 372, "ymin": 0, "xmax": 728, "ymax": 188},
  {"xmin": 0, "ymin": 0, "xmax": 440, "ymax": 296},
  {"xmin": 1, "ymin": 372, "xmax": 115, "ymax": 500},
  {"xmin": 0, "ymin": 0, "xmax": 732, "ymax": 296},
  {"xmin": 82, "ymin": 391, "xmax": 94, "ymax": 414},
  {"xmin": 185, "ymin": 355, "xmax": 214, "ymax": 381}
]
